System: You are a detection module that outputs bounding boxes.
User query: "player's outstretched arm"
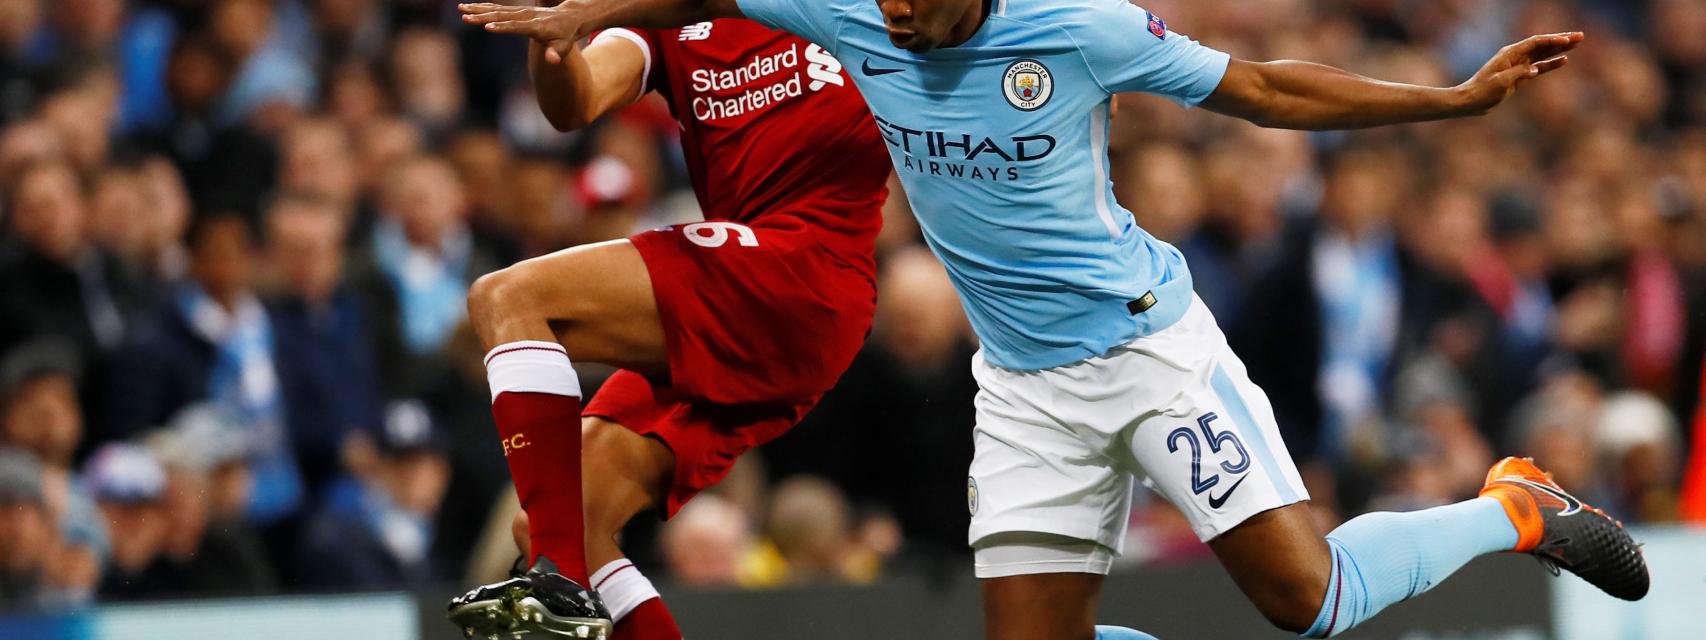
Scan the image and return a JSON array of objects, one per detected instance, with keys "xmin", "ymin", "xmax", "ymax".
[
  {"xmin": 460, "ymin": 0, "xmax": 743, "ymax": 65},
  {"xmin": 1199, "ymin": 32, "xmax": 1583, "ymax": 131}
]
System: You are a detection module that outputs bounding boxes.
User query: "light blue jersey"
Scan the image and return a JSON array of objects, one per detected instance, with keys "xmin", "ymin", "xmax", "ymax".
[{"xmin": 736, "ymin": 0, "xmax": 1231, "ymax": 370}]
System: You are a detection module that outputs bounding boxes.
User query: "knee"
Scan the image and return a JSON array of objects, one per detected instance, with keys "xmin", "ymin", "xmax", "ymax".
[
  {"xmin": 1248, "ymin": 575, "xmax": 1328, "ymax": 633},
  {"xmin": 467, "ymin": 267, "xmax": 533, "ymax": 331}
]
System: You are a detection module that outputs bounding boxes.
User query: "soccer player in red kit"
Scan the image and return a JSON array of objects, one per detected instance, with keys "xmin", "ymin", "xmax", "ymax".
[{"xmin": 447, "ymin": 8, "xmax": 890, "ymax": 640}]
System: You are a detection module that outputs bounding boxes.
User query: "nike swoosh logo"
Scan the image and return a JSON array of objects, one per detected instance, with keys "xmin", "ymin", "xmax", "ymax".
[
  {"xmin": 862, "ymin": 59, "xmax": 903, "ymax": 76},
  {"xmin": 1507, "ymin": 477, "xmax": 1583, "ymax": 516},
  {"xmin": 1207, "ymin": 475, "xmax": 1248, "ymax": 509}
]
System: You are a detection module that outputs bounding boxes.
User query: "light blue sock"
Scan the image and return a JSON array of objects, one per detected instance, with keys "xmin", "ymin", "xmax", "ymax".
[
  {"xmin": 1096, "ymin": 625, "xmax": 1160, "ymax": 640},
  {"xmin": 1302, "ymin": 497, "xmax": 1518, "ymax": 638}
]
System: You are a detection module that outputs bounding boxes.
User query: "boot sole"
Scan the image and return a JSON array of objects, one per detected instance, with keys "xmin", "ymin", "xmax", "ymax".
[{"xmin": 449, "ymin": 595, "xmax": 613, "ymax": 639}]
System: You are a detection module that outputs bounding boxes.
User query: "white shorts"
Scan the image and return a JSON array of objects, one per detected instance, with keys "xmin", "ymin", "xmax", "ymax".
[{"xmin": 968, "ymin": 296, "xmax": 1308, "ymax": 578}]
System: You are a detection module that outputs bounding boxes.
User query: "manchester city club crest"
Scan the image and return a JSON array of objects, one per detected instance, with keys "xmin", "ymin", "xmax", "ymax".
[
  {"xmin": 967, "ymin": 476, "xmax": 979, "ymax": 515},
  {"xmin": 1002, "ymin": 59, "xmax": 1053, "ymax": 111}
]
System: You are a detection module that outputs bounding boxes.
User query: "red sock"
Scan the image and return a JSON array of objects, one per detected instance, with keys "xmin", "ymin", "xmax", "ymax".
[
  {"xmin": 614, "ymin": 599, "xmax": 682, "ymax": 640},
  {"xmin": 486, "ymin": 341, "xmax": 589, "ymax": 584},
  {"xmin": 593, "ymin": 560, "xmax": 681, "ymax": 640}
]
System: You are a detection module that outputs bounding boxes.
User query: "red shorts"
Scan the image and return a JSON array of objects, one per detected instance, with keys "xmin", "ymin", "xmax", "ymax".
[{"xmin": 583, "ymin": 215, "xmax": 875, "ymax": 516}]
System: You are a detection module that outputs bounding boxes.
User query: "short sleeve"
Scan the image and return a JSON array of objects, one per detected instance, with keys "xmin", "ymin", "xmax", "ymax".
[
  {"xmin": 590, "ymin": 28, "xmax": 658, "ymax": 101},
  {"xmin": 1074, "ymin": 3, "xmax": 1230, "ymax": 107},
  {"xmin": 735, "ymin": 0, "xmax": 837, "ymax": 49}
]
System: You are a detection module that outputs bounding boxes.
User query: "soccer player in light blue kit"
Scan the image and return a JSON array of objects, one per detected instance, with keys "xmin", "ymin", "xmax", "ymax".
[{"xmin": 461, "ymin": 0, "xmax": 1650, "ymax": 638}]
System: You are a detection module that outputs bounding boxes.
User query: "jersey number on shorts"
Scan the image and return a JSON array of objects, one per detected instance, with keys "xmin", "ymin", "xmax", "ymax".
[
  {"xmin": 1166, "ymin": 413, "xmax": 1252, "ymax": 495},
  {"xmin": 685, "ymin": 222, "xmax": 759, "ymax": 248}
]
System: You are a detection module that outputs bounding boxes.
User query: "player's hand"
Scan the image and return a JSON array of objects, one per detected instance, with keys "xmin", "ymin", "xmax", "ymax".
[
  {"xmin": 1455, "ymin": 32, "xmax": 1584, "ymax": 115},
  {"xmin": 460, "ymin": 2, "xmax": 587, "ymax": 64}
]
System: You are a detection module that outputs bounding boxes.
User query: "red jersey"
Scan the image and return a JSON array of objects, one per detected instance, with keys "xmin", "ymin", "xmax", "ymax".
[{"xmin": 593, "ymin": 21, "xmax": 889, "ymax": 269}]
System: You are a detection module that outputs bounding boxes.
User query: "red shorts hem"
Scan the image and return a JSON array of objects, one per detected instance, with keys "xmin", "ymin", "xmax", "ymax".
[{"xmin": 585, "ymin": 371, "xmax": 812, "ymax": 518}]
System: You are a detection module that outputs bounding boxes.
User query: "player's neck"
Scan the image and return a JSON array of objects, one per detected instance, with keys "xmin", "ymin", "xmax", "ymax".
[{"xmin": 942, "ymin": 0, "xmax": 992, "ymax": 48}]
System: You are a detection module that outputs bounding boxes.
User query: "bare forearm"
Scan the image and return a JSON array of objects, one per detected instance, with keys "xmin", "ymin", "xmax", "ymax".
[
  {"xmin": 466, "ymin": 2, "xmax": 650, "ymax": 128},
  {"xmin": 529, "ymin": 39, "xmax": 595, "ymax": 130},
  {"xmin": 1206, "ymin": 60, "xmax": 1474, "ymax": 131},
  {"xmin": 527, "ymin": 0, "xmax": 586, "ymax": 128}
]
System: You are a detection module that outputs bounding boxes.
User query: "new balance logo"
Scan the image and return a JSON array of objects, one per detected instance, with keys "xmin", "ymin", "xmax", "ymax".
[
  {"xmin": 679, "ymin": 22, "xmax": 713, "ymax": 41},
  {"xmin": 805, "ymin": 44, "xmax": 844, "ymax": 91}
]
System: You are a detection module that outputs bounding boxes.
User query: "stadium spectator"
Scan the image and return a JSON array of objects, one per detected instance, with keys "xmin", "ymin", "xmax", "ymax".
[
  {"xmin": 446, "ymin": 130, "xmax": 518, "ymax": 257},
  {"xmin": 98, "ymin": 213, "xmax": 304, "ymax": 525},
  {"xmin": 350, "ymin": 154, "xmax": 499, "ymax": 399},
  {"xmin": 351, "ymin": 116, "xmax": 423, "ymax": 199},
  {"xmin": 323, "ymin": 59, "xmax": 388, "ymax": 133},
  {"xmin": 138, "ymin": 32, "xmax": 275, "ymax": 217},
  {"xmin": 309, "ymin": 0, "xmax": 388, "ymax": 65},
  {"xmin": 1172, "ymin": 128, "xmax": 1297, "ymax": 323},
  {"xmin": 659, "ymin": 494, "xmax": 759, "ymax": 588},
  {"xmin": 0, "ymin": 341, "xmax": 83, "ymax": 470},
  {"xmin": 1508, "ymin": 371, "xmax": 1612, "ymax": 507},
  {"xmin": 24, "ymin": 0, "xmax": 178, "ymax": 133},
  {"xmin": 0, "ymin": 119, "xmax": 63, "ymax": 189},
  {"xmin": 761, "ymin": 476, "xmax": 870, "ymax": 585},
  {"xmin": 295, "ymin": 400, "xmax": 450, "ymax": 589},
  {"xmin": 570, "ymin": 154, "xmax": 647, "ymax": 247},
  {"xmin": 265, "ymin": 192, "xmax": 383, "ymax": 495},
  {"xmin": 0, "ymin": 340, "xmax": 106, "ymax": 607},
  {"xmin": 388, "ymin": 28, "xmax": 464, "ymax": 141},
  {"xmin": 0, "ymin": 448, "xmax": 51, "ymax": 611},
  {"xmin": 1235, "ymin": 144, "xmax": 1448, "ymax": 465},
  {"xmin": 1472, "ymin": 193, "xmax": 1556, "ymax": 417},
  {"xmin": 1595, "ymin": 391, "xmax": 1684, "ymax": 523},
  {"xmin": 31, "ymin": 58, "xmax": 120, "ymax": 178},
  {"xmin": 208, "ymin": 0, "xmax": 316, "ymax": 131},
  {"xmin": 86, "ymin": 442, "xmax": 169, "ymax": 600},
  {"xmin": 276, "ymin": 119, "xmax": 360, "ymax": 218},
  {"xmin": 130, "ymin": 156, "xmax": 193, "ymax": 284},
  {"xmin": 0, "ymin": 160, "xmax": 142, "ymax": 362},
  {"xmin": 141, "ymin": 405, "xmax": 278, "ymax": 597},
  {"xmin": 87, "ymin": 163, "xmax": 151, "ymax": 265},
  {"xmin": 1389, "ymin": 333, "xmax": 1497, "ymax": 501}
]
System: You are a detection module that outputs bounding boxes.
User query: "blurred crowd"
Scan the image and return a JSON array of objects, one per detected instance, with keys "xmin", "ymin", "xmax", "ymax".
[{"xmin": 0, "ymin": 0, "xmax": 1704, "ymax": 613}]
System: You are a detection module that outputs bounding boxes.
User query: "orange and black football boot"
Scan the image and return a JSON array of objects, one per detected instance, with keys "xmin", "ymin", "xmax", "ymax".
[{"xmin": 1479, "ymin": 457, "xmax": 1649, "ymax": 600}]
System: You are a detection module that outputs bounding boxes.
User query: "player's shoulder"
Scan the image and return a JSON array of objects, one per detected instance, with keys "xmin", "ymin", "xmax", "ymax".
[
  {"xmin": 639, "ymin": 18, "xmax": 813, "ymax": 72},
  {"xmin": 662, "ymin": 18, "xmax": 799, "ymax": 47},
  {"xmin": 1003, "ymin": 0, "xmax": 1153, "ymax": 36},
  {"xmin": 719, "ymin": 17, "xmax": 816, "ymax": 46},
  {"xmin": 738, "ymin": 0, "xmax": 866, "ymax": 21}
]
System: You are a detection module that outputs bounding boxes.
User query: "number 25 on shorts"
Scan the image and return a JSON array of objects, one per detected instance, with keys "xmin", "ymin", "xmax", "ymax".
[{"xmin": 1166, "ymin": 412, "xmax": 1251, "ymax": 496}]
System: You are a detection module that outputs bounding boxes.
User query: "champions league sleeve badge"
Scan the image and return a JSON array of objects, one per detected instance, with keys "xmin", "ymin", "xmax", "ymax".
[{"xmin": 1002, "ymin": 59, "xmax": 1053, "ymax": 111}]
